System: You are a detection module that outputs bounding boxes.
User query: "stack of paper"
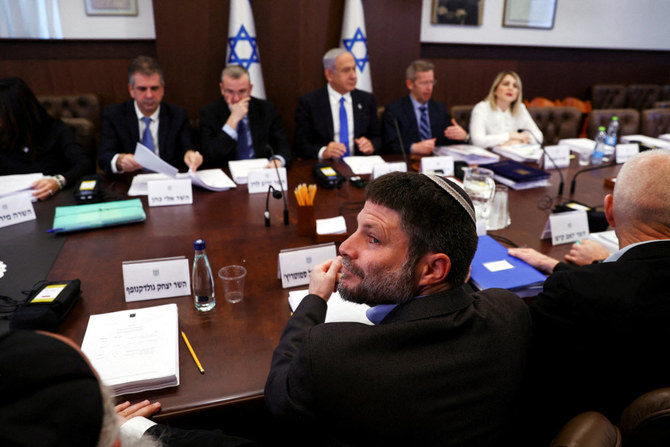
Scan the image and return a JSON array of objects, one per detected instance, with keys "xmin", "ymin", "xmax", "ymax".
[
  {"xmin": 470, "ymin": 235, "xmax": 547, "ymax": 298},
  {"xmin": 316, "ymin": 216, "xmax": 347, "ymax": 235},
  {"xmin": 288, "ymin": 290, "xmax": 371, "ymax": 324},
  {"xmin": 435, "ymin": 145, "xmax": 500, "ymax": 165},
  {"xmin": 491, "ymin": 144, "xmax": 542, "ymax": 163},
  {"xmin": 0, "ymin": 173, "xmax": 43, "ymax": 198},
  {"xmin": 81, "ymin": 303, "xmax": 180, "ymax": 396},
  {"xmin": 343, "ymin": 155, "xmax": 386, "ymax": 175},
  {"xmin": 620, "ymin": 135, "xmax": 670, "ymax": 149},
  {"xmin": 588, "ymin": 230, "xmax": 619, "ymax": 254}
]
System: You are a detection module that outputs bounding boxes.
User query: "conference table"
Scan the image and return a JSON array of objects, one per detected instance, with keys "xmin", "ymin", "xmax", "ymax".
[{"xmin": 1, "ymin": 154, "xmax": 621, "ymax": 422}]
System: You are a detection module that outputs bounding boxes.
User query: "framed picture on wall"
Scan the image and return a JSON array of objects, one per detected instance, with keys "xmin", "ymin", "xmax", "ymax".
[
  {"xmin": 85, "ymin": 0, "xmax": 138, "ymax": 16},
  {"xmin": 503, "ymin": 0, "xmax": 557, "ymax": 29},
  {"xmin": 431, "ymin": 0, "xmax": 484, "ymax": 26}
]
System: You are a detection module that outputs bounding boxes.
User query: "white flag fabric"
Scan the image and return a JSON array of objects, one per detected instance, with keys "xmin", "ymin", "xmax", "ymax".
[
  {"xmin": 340, "ymin": 0, "xmax": 372, "ymax": 93},
  {"xmin": 226, "ymin": 0, "xmax": 266, "ymax": 99}
]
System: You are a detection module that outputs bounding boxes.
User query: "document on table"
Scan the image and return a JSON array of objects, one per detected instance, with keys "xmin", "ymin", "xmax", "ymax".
[
  {"xmin": 228, "ymin": 158, "xmax": 270, "ymax": 184},
  {"xmin": 343, "ymin": 155, "xmax": 387, "ymax": 175},
  {"xmin": 288, "ymin": 290, "xmax": 372, "ymax": 324},
  {"xmin": 0, "ymin": 173, "xmax": 44, "ymax": 198},
  {"xmin": 128, "ymin": 170, "xmax": 236, "ymax": 195},
  {"xmin": 80, "ymin": 303, "xmax": 180, "ymax": 396}
]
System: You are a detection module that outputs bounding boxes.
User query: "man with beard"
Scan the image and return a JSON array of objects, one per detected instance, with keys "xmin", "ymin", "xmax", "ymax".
[{"xmin": 265, "ymin": 172, "xmax": 531, "ymax": 446}]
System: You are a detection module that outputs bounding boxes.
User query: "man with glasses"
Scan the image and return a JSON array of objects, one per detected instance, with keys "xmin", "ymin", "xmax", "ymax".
[
  {"xmin": 382, "ymin": 59, "xmax": 469, "ymax": 155},
  {"xmin": 199, "ymin": 65, "xmax": 291, "ymax": 168}
]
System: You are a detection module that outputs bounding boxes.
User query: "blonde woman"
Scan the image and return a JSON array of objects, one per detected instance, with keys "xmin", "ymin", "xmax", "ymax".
[{"xmin": 469, "ymin": 71, "xmax": 543, "ymax": 148}]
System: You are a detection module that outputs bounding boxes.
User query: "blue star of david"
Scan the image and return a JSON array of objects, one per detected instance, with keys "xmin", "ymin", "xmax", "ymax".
[
  {"xmin": 228, "ymin": 25, "xmax": 260, "ymax": 69},
  {"xmin": 343, "ymin": 28, "xmax": 369, "ymax": 72}
]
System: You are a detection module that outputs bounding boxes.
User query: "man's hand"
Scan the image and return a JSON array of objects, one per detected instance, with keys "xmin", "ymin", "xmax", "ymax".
[
  {"xmin": 308, "ymin": 257, "xmax": 343, "ymax": 302},
  {"xmin": 444, "ymin": 118, "xmax": 467, "ymax": 141},
  {"xmin": 115, "ymin": 400, "xmax": 161, "ymax": 425},
  {"xmin": 184, "ymin": 150, "xmax": 203, "ymax": 172},
  {"xmin": 30, "ymin": 178, "xmax": 60, "ymax": 200},
  {"xmin": 564, "ymin": 240, "xmax": 609, "ymax": 266},
  {"xmin": 355, "ymin": 136, "xmax": 374, "ymax": 154},
  {"xmin": 508, "ymin": 247, "xmax": 560, "ymax": 274},
  {"xmin": 411, "ymin": 138, "xmax": 436, "ymax": 155},
  {"xmin": 226, "ymin": 96, "xmax": 250, "ymax": 129},
  {"xmin": 323, "ymin": 142, "xmax": 348, "ymax": 159},
  {"xmin": 116, "ymin": 153, "xmax": 143, "ymax": 172}
]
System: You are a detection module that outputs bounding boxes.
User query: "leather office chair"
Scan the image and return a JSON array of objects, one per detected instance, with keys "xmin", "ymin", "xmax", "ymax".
[
  {"xmin": 652, "ymin": 101, "xmax": 670, "ymax": 109},
  {"xmin": 62, "ymin": 117, "xmax": 96, "ymax": 158},
  {"xmin": 450, "ymin": 104, "xmax": 474, "ymax": 132},
  {"xmin": 528, "ymin": 97, "xmax": 558, "ymax": 107},
  {"xmin": 587, "ymin": 109, "xmax": 639, "ymax": 139},
  {"xmin": 620, "ymin": 388, "xmax": 670, "ymax": 447},
  {"xmin": 38, "ymin": 94, "xmax": 101, "ymax": 158},
  {"xmin": 626, "ymin": 84, "xmax": 662, "ymax": 111},
  {"xmin": 528, "ymin": 106, "xmax": 582, "ymax": 145},
  {"xmin": 640, "ymin": 108, "xmax": 670, "ymax": 138},
  {"xmin": 559, "ymin": 97, "xmax": 591, "ymax": 137},
  {"xmin": 377, "ymin": 105, "xmax": 385, "ymax": 125},
  {"xmin": 591, "ymin": 85, "xmax": 627, "ymax": 109},
  {"xmin": 549, "ymin": 411, "xmax": 622, "ymax": 447}
]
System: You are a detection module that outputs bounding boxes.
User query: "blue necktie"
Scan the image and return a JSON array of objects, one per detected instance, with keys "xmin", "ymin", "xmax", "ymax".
[
  {"xmin": 236, "ymin": 117, "xmax": 254, "ymax": 159},
  {"xmin": 339, "ymin": 97, "xmax": 349, "ymax": 157},
  {"xmin": 141, "ymin": 116, "xmax": 155, "ymax": 153},
  {"xmin": 419, "ymin": 106, "xmax": 431, "ymax": 141}
]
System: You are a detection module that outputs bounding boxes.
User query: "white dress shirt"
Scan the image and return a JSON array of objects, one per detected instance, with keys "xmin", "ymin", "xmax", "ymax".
[
  {"xmin": 318, "ymin": 84, "xmax": 354, "ymax": 159},
  {"xmin": 110, "ymin": 102, "xmax": 161, "ymax": 173}
]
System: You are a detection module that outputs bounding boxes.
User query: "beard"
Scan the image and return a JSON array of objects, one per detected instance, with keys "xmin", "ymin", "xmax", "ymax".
[{"xmin": 338, "ymin": 256, "xmax": 418, "ymax": 306}]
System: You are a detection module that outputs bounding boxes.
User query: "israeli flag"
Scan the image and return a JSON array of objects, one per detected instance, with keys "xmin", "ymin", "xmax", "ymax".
[
  {"xmin": 340, "ymin": 0, "xmax": 372, "ymax": 93},
  {"xmin": 226, "ymin": 0, "xmax": 266, "ymax": 99}
]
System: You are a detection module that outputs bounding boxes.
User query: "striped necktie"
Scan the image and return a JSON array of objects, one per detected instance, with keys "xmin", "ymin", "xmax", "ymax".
[
  {"xmin": 141, "ymin": 116, "xmax": 155, "ymax": 152},
  {"xmin": 419, "ymin": 105, "xmax": 431, "ymax": 141}
]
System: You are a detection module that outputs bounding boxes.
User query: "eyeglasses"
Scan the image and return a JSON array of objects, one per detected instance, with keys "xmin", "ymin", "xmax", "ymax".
[{"xmin": 415, "ymin": 80, "xmax": 437, "ymax": 87}]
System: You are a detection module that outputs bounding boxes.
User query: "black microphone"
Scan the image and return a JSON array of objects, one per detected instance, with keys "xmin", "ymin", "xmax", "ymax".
[
  {"xmin": 569, "ymin": 161, "xmax": 617, "ymax": 195},
  {"xmin": 393, "ymin": 116, "xmax": 409, "ymax": 167},
  {"xmin": 519, "ymin": 128, "xmax": 564, "ymax": 196},
  {"xmin": 266, "ymin": 145, "xmax": 289, "ymax": 225},
  {"xmin": 265, "ymin": 186, "xmax": 283, "ymax": 226}
]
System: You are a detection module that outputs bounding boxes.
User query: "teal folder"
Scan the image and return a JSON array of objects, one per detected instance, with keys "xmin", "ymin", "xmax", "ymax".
[
  {"xmin": 469, "ymin": 235, "xmax": 547, "ymax": 296},
  {"xmin": 49, "ymin": 199, "xmax": 146, "ymax": 234}
]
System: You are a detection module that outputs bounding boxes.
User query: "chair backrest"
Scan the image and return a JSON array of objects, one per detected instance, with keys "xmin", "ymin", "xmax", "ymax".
[
  {"xmin": 652, "ymin": 101, "xmax": 670, "ymax": 109},
  {"xmin": 560, "ymin": 97, "xmax": 592, "ymax": 114},
  {"xmin": 662, "ymin": 85, "xmax": 670, "ymax": 101},
  {"xmin": 640, "ymin": 108, "xmax": 670, "ymax": 138},
  {"xmin": 62, "ymin": 117, "xmax": 96, "ymax": 158},
  {"xmin": 550, "ymin": 411, "xmax": 622, "ymax": 447},
  {"xmin": 626, "ymin": 84, "xmax": 662, "ymax": 111},
  {"xmin": 528, "ymin": 97, "xmax": 558, "ymax": 107},
  {"xmin": 450, "ymin": 104, "xmax": 474, "ymax": 132},
  {"xmin": 620, "ymin": 388, "xmax": 670, "ymax": 446},
  {"xmin": 528, "ymin": 106, "xmax": 582, "ymax": 145},
  {"xmin": 591, "ymin": 85, "xmax": 627, "ymax": 109},
  {"xmin": 37, "ymin": 94, "xmax": 101, "ymax": 129},
  {"xmin": 587, "ymin": 109, "xmax": 639, "ymax": 139}
]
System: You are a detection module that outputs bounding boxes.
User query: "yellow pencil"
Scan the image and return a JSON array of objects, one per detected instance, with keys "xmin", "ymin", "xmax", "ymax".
[{"xmin": 181, "ymin": 331, "xmax": 205, "ymax": 374}]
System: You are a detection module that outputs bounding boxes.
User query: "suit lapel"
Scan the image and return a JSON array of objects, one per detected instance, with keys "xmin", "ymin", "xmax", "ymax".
[
  {"xmin": 401, "ymin": 96, "xmax": 421, "ymax": 141},
  {"xmin": 158, "ymin": 105, "xmax": 169, "ymax": 152},
  {"xmin": 125, "ymin": 101, "xmax": 140, "ymax": 143},
  {"xmin": 319, "ymin": 88, "xmax": 335, "ymax": 141}
]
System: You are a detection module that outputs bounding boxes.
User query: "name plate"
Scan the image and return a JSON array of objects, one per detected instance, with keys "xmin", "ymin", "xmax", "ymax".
[
  {"xmin": 420, "ymin": 155, "xmax": 454, "ymax": 176},
  {"xmin": 247, "ymin": 167, "xmax": 288, "ymax": 194},
  {"xmin": 0, "ymin": 192, "xmax": 36, "ymax": 229},
  {"xmin": 122, "ymin": 256, "xmax": 191, "ymax": 302},
  {"xmin": 540, "ymin": 210, "xmax": 590, "ymax": 245},
  {"xmin": 615, "ymin": 143, "xmax": 639, "ymax": 164},
  {"xmin": 371, "ymin": 161, "xmax": 407, "ymax": 179},
  {"xmin": 542, "ymin": 145, "xmax": 570, "ymax": 169},
  {"xmin": 278, "ymin": 242, "xmax": 337, "ymax": 288},
  {"xmin": 147, "ymin": 178, "xmax": 193, "ymax": 207}
]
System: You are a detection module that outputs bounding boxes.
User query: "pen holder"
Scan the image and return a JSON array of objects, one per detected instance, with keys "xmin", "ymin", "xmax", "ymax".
[{"xmin": 297, "ymin": 205, "xmax": 316, "ymax": 236}]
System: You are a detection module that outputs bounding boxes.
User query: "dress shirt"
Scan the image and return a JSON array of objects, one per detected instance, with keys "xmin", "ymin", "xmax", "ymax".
[
  {"xmin": 410, "ymin": 95, "xmax": 431, "ymax": 136},
  {"xmin": 110, "ymin": 102, "xmax": 161, "ymax": 173},
  {"xmin": 469, "ymin": 100, "xmax": 542, "ymax": 148},
  {"xmin": 318, "ymin": 84, "xmax": 354, "ymax": 159}
]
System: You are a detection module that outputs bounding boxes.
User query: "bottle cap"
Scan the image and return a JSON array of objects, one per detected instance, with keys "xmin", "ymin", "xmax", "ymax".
[
  {"xmin": 193, "ymin": 239, "xmax": 206, "ymax": 250},
  {"xmin": 598, "ymin": 126, "xmax": 606, "ymax": 131},
  {"xmin": 612, "ymin": 116, "xmax": 618, "ymax": 120}
]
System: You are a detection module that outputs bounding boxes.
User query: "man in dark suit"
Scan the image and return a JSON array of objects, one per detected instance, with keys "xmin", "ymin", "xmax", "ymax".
[
  {"xmin": 383, "ymin": 59, "xmax": 468, "ymax": 155},
  {"xmin": 265, "ymin": 172, "xmax": 531, "ymax": 446},
  {"xmin": 509, "ymin": 149, "xmax": 670, "ymax": 445},
  {"xmin": 294, "ymin": 48, "xmax": 381, "ymax": 159},
  {"xmin": 199, "ymin": 65, "xmax": 290, "ymax": 168},
  {"xmin": 98, "ymin": 56, "xmax": 202, "ymax": 173}
]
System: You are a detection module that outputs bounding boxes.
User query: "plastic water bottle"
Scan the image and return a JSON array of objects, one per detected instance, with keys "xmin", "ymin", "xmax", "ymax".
[
  {"xmin": 605, "ymin": 116, "xmax": 619, "ymax": 147},
  {"xmin": 591, "ymin": 126, "xmax": 606, "ymax": 165},
  {"xmin": 192, "ymin": 239, "xmax": 215, "ymax": 311}
]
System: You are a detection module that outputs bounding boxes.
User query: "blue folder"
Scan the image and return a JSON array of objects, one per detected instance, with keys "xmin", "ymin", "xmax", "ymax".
[
  {"xmin": 49, "ymin": 199, "xmax": 146, "ymax": 234},
  {"xmin": 469, "ymin": 235, "xmax": 547, "ymax": 294}
]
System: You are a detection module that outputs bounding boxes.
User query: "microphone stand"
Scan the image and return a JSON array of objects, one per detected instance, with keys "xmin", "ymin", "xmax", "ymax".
[
  {"xmin": 265, "ymin": 186, "xmax": 283, "ymax": 227},
  {"xmin": 266, "ymin": 145, "xmax": 289, "ymax": 225},
  {"xmin": 393, "ymin": 117, "xmax": 409, "ymax": 168},
  {"xmin": 569, "ymin": 161, "xmax": 617, "ymax": 195},
  {"xmin": 519, "ymin": 128, "xmax": 564, "ymax": 196}
]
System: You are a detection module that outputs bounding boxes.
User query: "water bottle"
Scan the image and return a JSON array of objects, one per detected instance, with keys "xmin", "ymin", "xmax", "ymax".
[
  {"xmin": 192, "ymin": 239, "xmax": 215, "ymax": 311},
  {"xmin": 605, "ymin": 116, "xmax": 619, "ymax": 147},
  {"xmin": 591, "ymin": 126, "xmax": 606, "ymax": 165}
]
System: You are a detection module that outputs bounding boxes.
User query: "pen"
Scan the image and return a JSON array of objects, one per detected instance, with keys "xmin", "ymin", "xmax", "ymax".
[{"xmin": 181, "ymin": 331, "xmax": 205, "ymax": 374}]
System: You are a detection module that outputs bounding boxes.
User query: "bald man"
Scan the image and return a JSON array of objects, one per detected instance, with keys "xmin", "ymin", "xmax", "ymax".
[{"xmin": 509, "ymin": 150, "xmax": 670, "ymax": 445}]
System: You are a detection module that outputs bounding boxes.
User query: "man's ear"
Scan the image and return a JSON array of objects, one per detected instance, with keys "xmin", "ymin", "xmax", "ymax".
[
  {"xmin": 405, "ymin": 79, "xmax": 413, "ymax": 92},
  {"xmin": 416, "ymin": 253, "xmax": 451, "ymax": 287},
  {"xmin": 604, "ymin": 194, "xmax": 615, "ymax": 228}
]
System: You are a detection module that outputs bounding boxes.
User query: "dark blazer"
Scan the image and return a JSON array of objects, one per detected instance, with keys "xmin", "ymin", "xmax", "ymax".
[
  {"xmin": 265, "ymin": 287, "xmax": 531, "ymax": 446},
  {"xmin": 382, "ymin": 95, "xmax": 461, "ymax": 155},
  {"xmin": 0, "ymin": 118, "xmax": 93, "ymax": 185},
  {"xmin": 294, "ymin": 87, "xmax": 381, "ymax": 159},
  {"xmin": 521, "ymin": 240, "xmax": 670, "ymax": 445},
  {"xmin": 145, "ymin": 425, "xmax": 257, "ymax": 447},
  {"xmin": 198, "ymin": 97, "xmax": 291, "ymax": 167},
  {"xmin": 98, "ymin": 100, "xmax": 193, "ymax": 173}
]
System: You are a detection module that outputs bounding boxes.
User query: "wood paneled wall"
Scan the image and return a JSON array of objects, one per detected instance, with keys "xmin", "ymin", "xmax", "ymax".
[{"xmin": 1, "ymin": 0, "xmax": 669, "ymax": 145}]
